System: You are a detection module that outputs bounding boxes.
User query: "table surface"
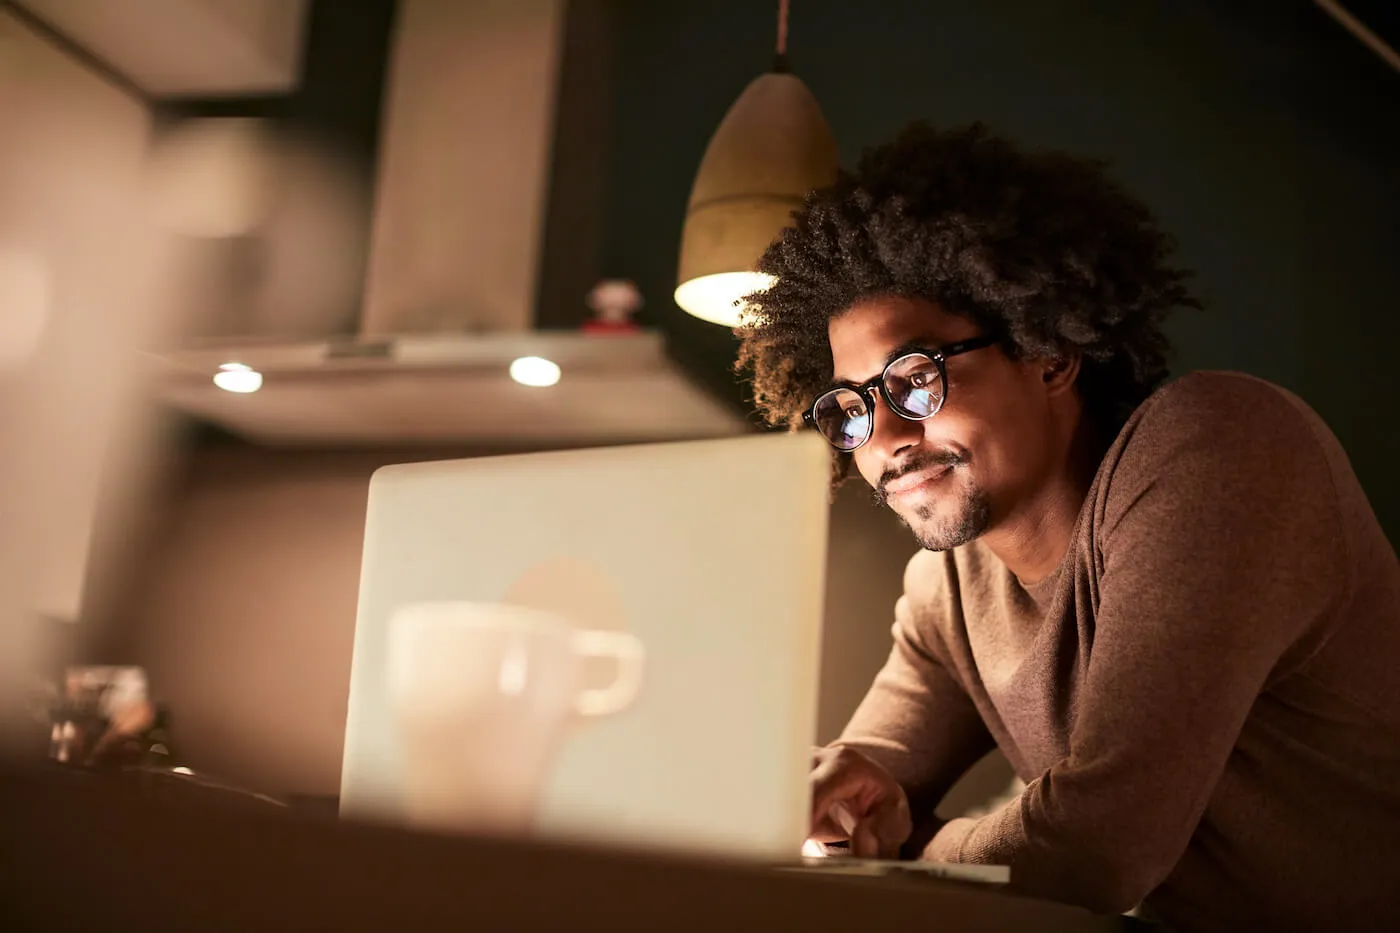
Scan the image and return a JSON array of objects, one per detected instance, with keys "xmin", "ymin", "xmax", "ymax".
[{"xmin": 0, "ymin": 764, "xmax": 1135, "ymax": 933}]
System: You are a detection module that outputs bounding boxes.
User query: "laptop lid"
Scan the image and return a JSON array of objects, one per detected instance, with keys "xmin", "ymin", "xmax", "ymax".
[{"xmin": 340, "ymin": 433, "xmax": 830, "ymax": 860}]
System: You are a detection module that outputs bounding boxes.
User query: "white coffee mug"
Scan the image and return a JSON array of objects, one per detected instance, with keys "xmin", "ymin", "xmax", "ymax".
[{"xmin": 386, "ymin": 600, "xmax": 644, "ymax": 834}]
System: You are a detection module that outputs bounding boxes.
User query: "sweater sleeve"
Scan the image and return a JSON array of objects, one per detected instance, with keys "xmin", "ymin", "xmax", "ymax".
[
  {"xmin": 922, "ymin": 375, "xmax": 1350, "ymax": 914},
  {"xmin": 838, "ymin": 552, "xmax": 997, "ymax": 815}
]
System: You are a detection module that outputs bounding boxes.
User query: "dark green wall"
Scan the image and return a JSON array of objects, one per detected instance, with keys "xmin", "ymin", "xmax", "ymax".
[{"xmin": 593, "ymin": 0, "xmax": 1400, "ymax": 540}]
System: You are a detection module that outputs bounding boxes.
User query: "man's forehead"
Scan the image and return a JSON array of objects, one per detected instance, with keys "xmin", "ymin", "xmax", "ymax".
[
  {"xmin": 828, "ymin": 303, "xmax": 969, "ymax": 383},
  {"xmin": 830, "ymin": 337, "xmax": 933, "ymax": 384}
]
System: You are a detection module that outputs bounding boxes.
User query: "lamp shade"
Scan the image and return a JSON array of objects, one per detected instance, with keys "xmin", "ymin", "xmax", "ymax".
[{"xmin": 675, "ymin": 71, "xmax": 838, "ymax": 327}]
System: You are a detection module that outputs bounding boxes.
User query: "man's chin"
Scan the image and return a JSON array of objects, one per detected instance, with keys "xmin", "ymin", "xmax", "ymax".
[
  {"xmin": 895, "ymin": 497, "xmax": 992, "ymax": 552},
  {"xmin": 908, "ymin": 518, "xmax": 983, "ymax": 552}
]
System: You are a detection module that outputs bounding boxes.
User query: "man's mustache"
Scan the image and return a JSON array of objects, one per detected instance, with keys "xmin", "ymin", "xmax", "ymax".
[{"xmin": 873, "ymin": 451, "xmax": 965, "ymax": 506}]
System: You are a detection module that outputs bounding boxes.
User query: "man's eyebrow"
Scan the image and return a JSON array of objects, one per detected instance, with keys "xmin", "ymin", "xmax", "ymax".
[{"xmin": 831, "ymin": 340, "xmax": 934, "ymax": 386}]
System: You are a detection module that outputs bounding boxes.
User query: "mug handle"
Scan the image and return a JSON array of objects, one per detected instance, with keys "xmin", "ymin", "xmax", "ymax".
[{"xmin": 571, "ymin": 630, "xmax": 645, "ymax": 717}]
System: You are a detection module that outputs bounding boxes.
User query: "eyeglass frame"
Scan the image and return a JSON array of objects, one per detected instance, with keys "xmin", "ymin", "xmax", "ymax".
[{"xmin": 802, "ymin": 335, "xmax": 997, "ymax": 452}]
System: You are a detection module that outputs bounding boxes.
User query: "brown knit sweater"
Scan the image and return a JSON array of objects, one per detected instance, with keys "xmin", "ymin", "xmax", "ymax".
[{"xmin": 838, "ymin": 372, "xmax": 1400, "ymax": 932}]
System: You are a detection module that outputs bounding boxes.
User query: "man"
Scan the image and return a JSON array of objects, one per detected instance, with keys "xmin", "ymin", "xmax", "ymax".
[{"xmin": 736, "ymin": 123, "xmax": 1400, "ymax": 932}]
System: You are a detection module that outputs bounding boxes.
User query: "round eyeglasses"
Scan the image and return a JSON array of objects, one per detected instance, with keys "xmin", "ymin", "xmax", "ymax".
[{"xmin": 803, "ymin": 336, "xmax": 996, "ymax": 452}]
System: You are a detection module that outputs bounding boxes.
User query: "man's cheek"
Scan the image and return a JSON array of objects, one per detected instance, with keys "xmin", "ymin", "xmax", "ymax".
[{"xmin": 853, "ymin": 453, "xmax": 881, "ymax": 488}]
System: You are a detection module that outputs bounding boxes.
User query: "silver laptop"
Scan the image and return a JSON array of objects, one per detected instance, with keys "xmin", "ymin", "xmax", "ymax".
[{"xmin": 339, "ymin": 433, "xmax": 831, "ymax": 861}]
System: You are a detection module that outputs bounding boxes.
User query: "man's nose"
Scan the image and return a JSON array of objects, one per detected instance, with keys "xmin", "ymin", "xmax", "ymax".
[{"xmin": 866, "ymin": 389, "xmax": 923, "ymax": 460}]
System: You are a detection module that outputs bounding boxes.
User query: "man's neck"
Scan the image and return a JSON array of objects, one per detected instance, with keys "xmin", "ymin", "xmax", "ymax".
[{"xmin": 981, "ymin": 412, "xmax": 1106, "ymax": 585}]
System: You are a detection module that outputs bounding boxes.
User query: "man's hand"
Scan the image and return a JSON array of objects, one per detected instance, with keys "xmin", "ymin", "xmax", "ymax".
[{"xmin": 809, "ymin": 744, "xmax": 912, "ymax": 858}]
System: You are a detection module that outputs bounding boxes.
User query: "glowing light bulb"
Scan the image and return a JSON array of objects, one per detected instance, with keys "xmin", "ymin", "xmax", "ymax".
[
  {"xmin": 673, "ymin": 271, "xmax": 775, "ymax": 327},
  {"xmin": 213, "ymin": 361, "xmax": 263, "ymax": 393},
  {"xmin": 509, "ymin": 356, "xmax": 561, "ymax": 388}
]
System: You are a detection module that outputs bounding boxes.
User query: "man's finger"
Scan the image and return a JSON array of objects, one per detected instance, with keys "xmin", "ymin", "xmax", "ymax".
[
  {"xmin": 843, "ymin": 798, "xmax": 912, "ymax": 859},
  {"xmin": 869, "ymin": 797, "xmax": 913, "ymax": 858},
  {"xmin": 829, "ymin": 800, "xmax": 858, "ymax": 835},
  {"xmin": 850, "ymin": 820, "xmax": 880, "ymax": 858},
  {"xmin": 809, "ymin": 794, "xmax": 861, "ymax": 842},
  {"xmin": 809, "ymin": 761, "xmax": 875, "ymax": 829}
]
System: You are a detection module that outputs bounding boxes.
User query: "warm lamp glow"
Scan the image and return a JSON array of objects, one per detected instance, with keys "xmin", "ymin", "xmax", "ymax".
[
  {"xmin": 213, "ymin": 362, "xmax": 263, "ymax": 393},
  {"xmin": 509, "ymin": 356, "xmax": 561, "ymax": 388},
  {"xmin": 673, "ymin": 272, "xmax": 776, "ymax": 328}
]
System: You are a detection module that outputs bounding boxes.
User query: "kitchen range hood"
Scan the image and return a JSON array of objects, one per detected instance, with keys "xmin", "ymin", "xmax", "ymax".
[{"xmin": 138, "ymin": 0, "xmax": 748, "ymax": 447}]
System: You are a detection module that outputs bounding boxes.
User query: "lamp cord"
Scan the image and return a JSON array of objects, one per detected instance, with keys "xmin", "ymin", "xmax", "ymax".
[
  {"xmin": 1312, "ymin": 0, "xmax": 1400, "ymax": 73},
  {"xmin": 774, "ymin": 0, "xmax": 791, "ymax": 72}
]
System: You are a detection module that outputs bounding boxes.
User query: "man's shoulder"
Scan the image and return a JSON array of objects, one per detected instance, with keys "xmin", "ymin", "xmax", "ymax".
[
  {"xmin": 1128, "ymin": 371, "xmax": 1321, "ymax": 444},
  {"xmin": 1108, "ymin": 370, "xmax": 1334, "ymax": 486},
  {"xmin": 1097, "ymin": 370, "xmax": 1356, "ymax": 556}
]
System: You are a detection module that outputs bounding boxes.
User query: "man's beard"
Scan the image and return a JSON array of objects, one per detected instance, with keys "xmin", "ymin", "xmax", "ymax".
[
  {"xmin": 901, "ymin": 481, "xmax": 992, "ymax": 551},
  {"xmin": 873, "ymin": 453, "xmax": 993, "ymax": 552}
]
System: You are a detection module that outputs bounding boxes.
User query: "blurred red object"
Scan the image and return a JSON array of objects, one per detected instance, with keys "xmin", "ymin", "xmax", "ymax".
[{"xmin": 583, "ymin": 279, "xmax": 642, "ymax": 334}]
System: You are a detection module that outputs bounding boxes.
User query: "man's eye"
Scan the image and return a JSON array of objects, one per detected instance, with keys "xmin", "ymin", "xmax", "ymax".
[
  {"xmin": 844, "ymin": 404, "xmax": 867, "ymax": 419},
  {"xmin": 910, "ymin": 372, "xmax": 929, "ymax": 388}
]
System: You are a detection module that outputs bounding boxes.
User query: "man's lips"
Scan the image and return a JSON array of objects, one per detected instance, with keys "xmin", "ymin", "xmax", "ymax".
[{"xmin": 881, "ymin": 465, "xmax": 953, "ymax": 498}]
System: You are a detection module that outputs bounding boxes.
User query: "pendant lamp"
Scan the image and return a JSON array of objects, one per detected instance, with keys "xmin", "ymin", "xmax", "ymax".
[{"xmin": 674, "ymin": 0, "xmax": 838, "ymax": 327}]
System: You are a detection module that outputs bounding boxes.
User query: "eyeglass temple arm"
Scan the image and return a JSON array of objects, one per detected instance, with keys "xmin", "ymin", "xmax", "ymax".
[{"xmin": 939, "ymin": 335, "xmax": 997, "ymax": 359}]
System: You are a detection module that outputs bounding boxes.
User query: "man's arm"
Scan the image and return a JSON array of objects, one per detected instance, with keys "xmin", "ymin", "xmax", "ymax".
[
  {"xmin": 836, "ymin": 556, "xmax": 997, "ymax": 837},
  {"xmin": 922, "ymin": 378, "xmax": 1348, "ymax": 913}
]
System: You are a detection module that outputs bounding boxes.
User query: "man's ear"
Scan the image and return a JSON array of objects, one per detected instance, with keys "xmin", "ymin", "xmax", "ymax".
[{"xmin": 1042, "ymin": 352, "xmax": 1080, "ymax": 397}]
